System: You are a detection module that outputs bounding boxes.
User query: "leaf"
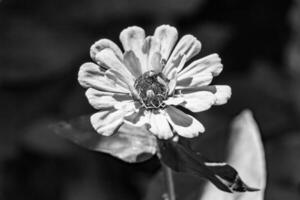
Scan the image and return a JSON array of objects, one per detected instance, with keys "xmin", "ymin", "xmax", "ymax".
[
  {"xmin": 199, "ymin": 110, "xmax": 266, "ymax": 200},
  {"xmin": 158, "ymin": 138, "xmax": 258, "ymax": 193},
  {"xmin": 51, "ymin": 115, "xmax": 158, "ymax": 163}
]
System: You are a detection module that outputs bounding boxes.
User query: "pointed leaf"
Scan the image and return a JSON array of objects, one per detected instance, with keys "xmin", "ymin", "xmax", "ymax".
[
  {"xmin": 158, "ymin": 139, "xmax": 258, "ymax": 193},
  {"xmin": 200, "ymin": 110, "xmax": 266, "ymax": 200},
  {"xmin": 52, "ymin": 115, "xmax": 157, "ymax": 163}
]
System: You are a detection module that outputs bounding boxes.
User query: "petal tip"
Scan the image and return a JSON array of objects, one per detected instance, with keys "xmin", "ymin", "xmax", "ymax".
[
  {"xmin": 215, "ymin": 85, "xmax": 232, "ymax": 105},
  {"xmin": 119, "ymin": 26, "xmax": 145, "ymax": 40},
  {"xmin": 90, "ymin": 38, "xmax": 123, "ymax": 61}
]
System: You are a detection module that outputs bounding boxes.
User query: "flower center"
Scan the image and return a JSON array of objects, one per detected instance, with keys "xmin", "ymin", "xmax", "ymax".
[{"xmin": 134, "ymin": 71, "xmax": 169, "ymax": 109}]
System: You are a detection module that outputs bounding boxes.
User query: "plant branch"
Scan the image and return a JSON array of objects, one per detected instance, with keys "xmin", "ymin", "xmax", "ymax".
[{"xmin": 162, "ymin": 164, "xmax": 176, "ymax": 200}]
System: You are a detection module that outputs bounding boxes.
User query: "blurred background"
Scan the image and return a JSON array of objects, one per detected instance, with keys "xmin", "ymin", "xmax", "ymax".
[{"xmin": 1, "ymin": 0, "xmax": 300, "ymax": 199}]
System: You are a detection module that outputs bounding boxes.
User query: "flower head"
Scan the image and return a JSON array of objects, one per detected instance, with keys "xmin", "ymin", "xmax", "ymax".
[{"xmin": 78, "ymin": 25, "xmax": 231, "ymax": 139}]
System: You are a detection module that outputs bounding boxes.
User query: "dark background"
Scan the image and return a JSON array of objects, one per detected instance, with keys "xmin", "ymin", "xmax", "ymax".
[{"xmin": 1, "ymin": 0, "xmax": 300, "ymax": 199}]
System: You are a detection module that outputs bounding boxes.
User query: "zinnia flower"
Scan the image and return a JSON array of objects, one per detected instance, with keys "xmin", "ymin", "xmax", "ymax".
[{"xmin": 78, "ymin": 25, "xmax": 231, "ymax": 139}]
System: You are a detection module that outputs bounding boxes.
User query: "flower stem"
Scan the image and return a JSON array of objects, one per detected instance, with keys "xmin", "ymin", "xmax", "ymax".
[{"xmin": 162, "ymin": 164, "xmax": 176, "ymax": 200}]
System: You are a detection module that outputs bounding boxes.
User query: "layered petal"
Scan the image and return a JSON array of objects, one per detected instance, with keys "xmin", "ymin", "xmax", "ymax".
[
  {"xmin": 163, "ymin": 54, "xmax": 186, "ymax": 80},
  {"xmin": 167, "ymin": 34, "xmax": 201, "ymax": 63},
  {"xmin": 95, "ymin": 48, "xmax": 135, "ymax": 82},
  {"xmin": 85, "ymin": 88, "xmax": 133, "ymax": 109},
  {"xmin": 124, "ymin": 108, "xmax": 150, "ymax": 127},
  {"xmin": 166, "ymin": 91, "xmax": 217, "ymax": 113},
  {"xmin": 167, "ymin": 66, "xmax": 179, "ymax": 95},
  {"xmin": 180, "ymin": 85, "xmax": 232, "ymax": 106},
  {"xmin": 178, "ymin": 53, "xmax": 223, "ymax": 79},
  {"xmin": 166, "ymin": 106, "xmax": 205, "ymax": 138},
  {"xmin": 91, "ymin": 102, "xmax": 136, "ymax": 136},
  {"xmin": 123, "ymin": 50, "xmax": 143, "ymax": 78},
  {"xmin": 176, "ymin": 72, "xmax": 213, "ymax": 89},
  {"xmin": 150, "ymin": 52, "xmax": 163, "ymax": 72},
  {"xmin": 154, "ymin": 25, "xmax": 178, "ymax": 60},
  {"xmin": 120, "ymin": 26, "xmax": 147, "ymax": 72},
  {"xmin": 148, "ymin": 110, "xmax": 173, "ymax": 139},
  {"xmin": 78, "ymin": 62, "xmax": 129, "ymax": 93},
  {"xmin": 142, "ymin": 36, "xmax": 162, "ymax": 72},
  {"xmin": 90, "ymin": 39, "xmax": 123, "ymax": 61}
]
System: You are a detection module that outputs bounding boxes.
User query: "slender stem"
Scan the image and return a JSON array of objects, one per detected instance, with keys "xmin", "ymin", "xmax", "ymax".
[{"xmin": 162, "ymin": 164, "xmax": 176, "ymax": 200}]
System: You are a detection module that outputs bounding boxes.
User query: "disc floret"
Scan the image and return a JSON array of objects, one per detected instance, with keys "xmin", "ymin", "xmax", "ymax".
[{"xmin": 134, "ymin": 71, "xmax": 169, "ymax": 109}]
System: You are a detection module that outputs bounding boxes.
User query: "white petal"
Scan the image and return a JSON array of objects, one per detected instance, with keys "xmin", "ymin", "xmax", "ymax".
[
  {"xmin": 119, "ymin": 26, "xmax": 147, "ymax": 72},
  {"xmin": 124, "ymin": 109, "xmax": 150, "ymax": 127},
  {"xmin": 106, "ymin": 69, "xmax": 135, "ymax": 89},
  {"xmin": 148, "ymin": 110, "xmax": 173, "ymax": 139},
  {"xmin": 78, "ymin": 62, "xmax": 129, "ymax": 93},
  {"xmin": 150, "ymin": 52, "xmax": 163, "ymax": 72},
  {"xmin": 180, "ymin": 85, "xmax": 232, "ymax": 106},
  {"xmin": 167, "ymin": 67, "xmax": 179, "ymax": 95},
  {"xmin": 167, "ymin": 91, "xmax": 217, "ymax": 113},
  {"xmin": 168, "ymin": 78, "xmax": 177, "ymax": 96},
  {"xmin": 85, "ymin": 88, "xmax": 133, "ymax": 109},
  {"xmin": 143, "ymin": 36, "xmax": 161, "ymax": 72},
  {"xmin": 181, "ymin": 91, "xmax": 216, "ymax": 112},
  {"xmin": 90, "ymin": 39, "xmax": 123, "ymax": 61},
  {"xmin": 154, "ymin": 25, "xmax": 178, "ymax": 60},
  {"xmin": 163, "ymin": 54, "xmax": 186, "ymax": 80},
  {"xmin": 178, "ymin": 53, "xmax": 223, "ymax": 79},
  {"xmin": 90, "ymin": 102, "xmax": 136, "ymax": 136},
  {"xmin": 167, "ymin": 34, "xmax": 201, "ymax": 64},
  {"xmin": 123, "ymin": 50, "xmax": 143, "ymax": 78},
  {"xmin": 214, "ymin": 85, "xmax": 232, "ymax": 105},
  {"xmin": 95, "ymin": 48, "xmax": 134, "ymax": 81},
  {"xmin": 176, "ymin": 73, "xmax": 213, "ymax": 89},
  {"xmin": 166, "ymin": 106, "xmax": 204, "ymax": 138},
  {"xmin": 164, "ymin": 96, "xmax": 185, "ymax": 106}
]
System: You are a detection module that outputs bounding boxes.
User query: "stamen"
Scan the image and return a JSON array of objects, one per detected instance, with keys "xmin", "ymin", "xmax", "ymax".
[{"xmin": 134, "ymin": 70, "xmax": 169, "ymax": 110}]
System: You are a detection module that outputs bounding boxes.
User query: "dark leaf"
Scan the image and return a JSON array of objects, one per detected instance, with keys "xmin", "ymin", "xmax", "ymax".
[
  {"xmin": 158, "ymin": 139, "xmax": 259, "ymax": 193},
  {"xmin": 51, "ymin": 115, "xmax": 157, "ymax": 163}
]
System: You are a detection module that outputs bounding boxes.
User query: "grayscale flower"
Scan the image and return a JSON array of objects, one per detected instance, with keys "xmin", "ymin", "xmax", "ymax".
[{"xmin": 78, "ymin": 25, "xmax": 231, "ymax": 139}]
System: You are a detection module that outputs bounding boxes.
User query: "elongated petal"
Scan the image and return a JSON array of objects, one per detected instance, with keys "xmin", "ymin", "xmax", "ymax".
[
  {"xmin": 182, "ymin": 91, "xmax": 216, "ymax": 112},
  {"xmin": 164, "ymin": 96, "xmax": 185, "ymax": 105},
  {"xmin": 90, "ymin": 39, "xmax": 123, "ymax": 61},
  {"xmin": 85, "ymin": 88, "xmax": 133, "ymax": 109},
  {"xmin": 148, "ymin": 110, "xmax": 173, "ymax": 139},
  {"xmin": 176, "ymin": 72, "xmax": 213, "ymax": 89},
  {"xmin": 166, "ymin": 106, "xmax": 204, "ymax": 138},
  {"xmin": 123, "ymin": 50, "xmax": 143, "ymax": 78},
  {"xmin": 167, "ymin": 67, "xmax": 179, "ymax": 95},
  {"xmin": 179, "ymin": 85, "xmax": 232, "ymax": 106},
  {"xmin": 78, "ymin": 62, "xmax": 129, "ymax": 93},
  {"xmin": 91, "ymin": 102, "xmax": 136, "ymax": 136},
  {"xmin": 124, "ymin": 109, "xmax": 150, "ymax": 127},
  {"xmin": 167, "ymin": 34, "xmax": 201, "ymax": 64},
  {"xmin": 163, "ymin": 54, "xmax": 186, "ymax": 80},
  {"xmin": 95, "ymin": 48, "xmax": 134, "ymax": 80},
  {"xmin": 119, "ymin": 26, "xmax": 147, "ymax": 72},
  {"xmin": 154, "ymin": 25, "xmax": 178, "ymax": 60},
  {"xmin": 142, "ymin": 36, "xmax": 161, "ymax": 72},
  {"xmin": 150, "ymin": 52, "xmax": 163, "ymax": 72},
  {"xmin": 178, "ymin": 54, "xmax": 223, "ymax": 79},
  {"xmin": 166, "ymin": 91, "xmax": 216, "ymax": 113}
]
